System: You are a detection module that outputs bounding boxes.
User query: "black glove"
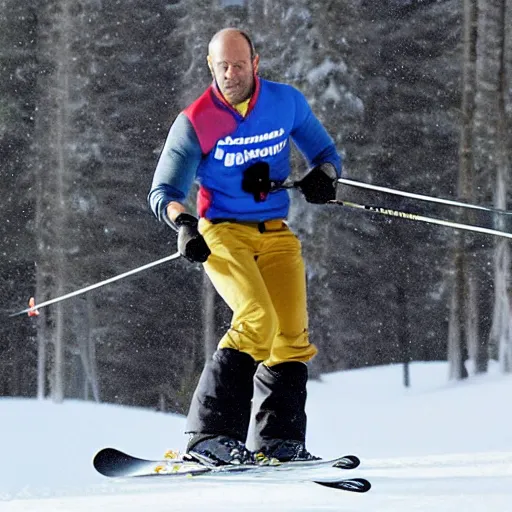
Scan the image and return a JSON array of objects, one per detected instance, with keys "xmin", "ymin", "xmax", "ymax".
[
  {"xmin": 241, "ymin": 161, "xmax": 271, "ymax": 202},
  {"xmin": 173, "ymin": 213, "xmax": 211, "ymax": 263},
  {"xmin": 296, "ymin": 163, "xmax": 338, "ymax": 204}
]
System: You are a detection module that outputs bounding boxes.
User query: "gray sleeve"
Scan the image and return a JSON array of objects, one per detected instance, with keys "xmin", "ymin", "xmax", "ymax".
[{"xmin": 148, "ymin": 113, "xmax": 203, "ymax": 222}]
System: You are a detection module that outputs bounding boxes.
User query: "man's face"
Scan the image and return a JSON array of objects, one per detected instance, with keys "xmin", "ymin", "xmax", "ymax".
[{"xmin": 208, "ymin": 34, "xmax": 259, "ymax": 106}]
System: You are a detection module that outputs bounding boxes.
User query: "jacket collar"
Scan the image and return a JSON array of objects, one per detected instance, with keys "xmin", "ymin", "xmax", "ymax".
[{"xmin": 211, "ymin": 75, "xmax": 261, "ymax": 117}]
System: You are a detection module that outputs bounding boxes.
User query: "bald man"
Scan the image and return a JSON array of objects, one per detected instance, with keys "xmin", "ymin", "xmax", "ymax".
[{"xmin": 149, "ymin": 28, "xmax": 342, "ymax": 466}]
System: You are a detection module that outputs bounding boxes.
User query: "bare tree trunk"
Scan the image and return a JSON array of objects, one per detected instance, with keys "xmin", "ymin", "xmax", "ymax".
[
  {"xmin": 35, "ymin": 194, "xmax": 47, "ymax": 400},
  {"xmin": 52, "ymin": 0, "xmax": 73, "ymax": 404},
  {"xmin": 33, "ymin": 0, "xmax": 75, "ymax": 403},
  {"xmin": 34, "ymin": 67, "xmax": 48, "ymax": 399},
  {"xmin": 53, "ymin": 305, "xmax": 65, "ymax": 402},
  {"xmin": 448, "ymin": 244, "xmax": 470, "ymax": 379},
  {"xmin": 490, "ymin": 130, "xmax": 510, "ymax": 371},
  {"xmin": 466, "ymin": 276, "xmax": 482, "ymax": 368},
  {"xmin": 493, "ymin": 0, "xmax": 512, "ymax": 372},
  {"xmin": 87, "ymin": 296, "xmax": 101, "ymax": 402},
  {"xmin": 36, "ymin": 321, "xmax": 47, "ymax": 399},
  {"xmin": 448, "ymin": 0, "xmax": 478, "ymax": 379},
  {"xmin": 76, "ymin": 297, "xmax": 100, "ymax": 402},
  {"xmin": 476, "ymin": 0, "xmax": 511, "ymax": 371},
  {"xmin": 491, "ymin": 242, "xmax": 511, "ymax": 371},
  {"xmin": 396, "ymin": 283, "xmax": 411, "ymax": 387}
]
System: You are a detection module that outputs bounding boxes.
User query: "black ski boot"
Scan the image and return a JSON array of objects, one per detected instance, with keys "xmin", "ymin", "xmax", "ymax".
[
  {"xmin": 251, "ymin": 362, "xmax": 319, "ymax": 462},
  {"xmin": 258, "ymin": 439, "xmax": 320, "ymax": 462},
  {"xmin": 185, "ymin": 348, "xmax": 257, "ymax": 464},
  {"xmin": 186, "ymin": 434, "xmax": 253, "ymax": 466}
]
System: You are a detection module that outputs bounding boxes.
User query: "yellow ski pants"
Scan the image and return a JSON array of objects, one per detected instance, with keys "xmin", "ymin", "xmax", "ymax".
[{"xmin": 198, "ymin": 218, "xmax": 317, "ymax": 367}]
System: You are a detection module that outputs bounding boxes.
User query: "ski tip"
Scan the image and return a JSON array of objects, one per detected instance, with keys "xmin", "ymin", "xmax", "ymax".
[
  {"xmin": 315, "ymin": 477, "xmax": 371, "ymax": 493},
  {"xmin": 93, "ymin": 448, "xmax": 131, "ymax": 477},
  {"xmin": 93, "ymin": 448, "xmax": 115, "ymax": 476},
  {"xmin": 333, "ymin": 455, "xmax": 360, "ymax": 469}
]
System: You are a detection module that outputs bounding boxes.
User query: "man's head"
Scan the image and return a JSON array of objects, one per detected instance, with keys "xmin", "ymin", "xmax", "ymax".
[{"xmin": 207, "ymin": 28, "xmax": 259, "ymax": 106}]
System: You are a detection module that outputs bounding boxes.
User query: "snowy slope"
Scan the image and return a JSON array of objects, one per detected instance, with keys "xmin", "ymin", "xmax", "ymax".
[{"xmin": 2, "ymin": 362, "xmax": 512, "ymax": 511}]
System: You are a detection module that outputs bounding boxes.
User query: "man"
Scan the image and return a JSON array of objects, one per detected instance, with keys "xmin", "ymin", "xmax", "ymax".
[{"xmin": 149, "ymin": 28, "xmax": 341, "ymax": 466}]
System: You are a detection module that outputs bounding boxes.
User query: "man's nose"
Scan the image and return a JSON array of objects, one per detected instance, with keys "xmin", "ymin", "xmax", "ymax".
[{"xmin": 225, "ymin": 65, "xmax": 237, "ymax": 78}]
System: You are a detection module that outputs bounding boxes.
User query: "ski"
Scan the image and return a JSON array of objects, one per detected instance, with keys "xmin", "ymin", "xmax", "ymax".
[
  {"xmin": 93, "ymin": 448, "xmax": 370, "ymax": 492},
  {"xmin": 315, "ymin": 478, "xmax": 371, "ymax": 493}
]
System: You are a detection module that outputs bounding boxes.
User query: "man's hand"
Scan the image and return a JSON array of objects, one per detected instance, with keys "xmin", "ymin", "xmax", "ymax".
[
  {"xmin": 242, "ymin": 161, "xmax": 271, "ymax": 202},
  {"xmin": 296, "ymin": 163, "xmax": 338, "ymax": 204},
  {"xmin": 173, "ymin": 213, "xmax": 211, "ymax": 263}
]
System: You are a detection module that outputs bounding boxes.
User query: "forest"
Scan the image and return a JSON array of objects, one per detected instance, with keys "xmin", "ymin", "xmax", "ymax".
[{"xmin": 0, "ymin": 0, "xmax": 510, "ymax": 413}]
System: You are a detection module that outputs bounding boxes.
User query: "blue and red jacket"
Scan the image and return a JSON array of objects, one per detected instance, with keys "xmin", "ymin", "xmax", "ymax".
[{"xmin": 148, "ymin": 77, "xmax": 342, "ymax": 223}]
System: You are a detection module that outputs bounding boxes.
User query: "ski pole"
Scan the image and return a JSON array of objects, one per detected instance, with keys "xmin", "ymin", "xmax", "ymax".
[
  {"xmin": 273, "ymin": 178, "xmax": 511, "ymax": 237},
  {"xmin": 10, "ymin": 252, "xmax": 182, "ymax": 318},
  {"xmin": 337, "ymin": 178, "xmax": 512, "ymax": 216},
  {"xmin": 330, "ymin": 200, "xmax": 512, "ymax": 239}
]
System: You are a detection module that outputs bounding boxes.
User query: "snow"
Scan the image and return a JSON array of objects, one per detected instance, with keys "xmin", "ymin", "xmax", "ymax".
[
  {"xmin": 306, "ymin": 58, "xmax": 348, "ymax": 85},
  {"xmin": 2, "ymin": 361, "xmax": 512, "ymax": 511},
  {"xmin": 320, "ymin": 78, "xmax": 342, "ymax": 103}
]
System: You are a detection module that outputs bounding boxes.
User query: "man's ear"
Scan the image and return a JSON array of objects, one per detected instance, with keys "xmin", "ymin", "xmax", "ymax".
[
  {"xmin": 253, "ymin": 54, "xmax": 260, "ymax": 74},
  {"xmin": 207, "ymin": 55, "xmax": 214, "ymax": 78}
]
